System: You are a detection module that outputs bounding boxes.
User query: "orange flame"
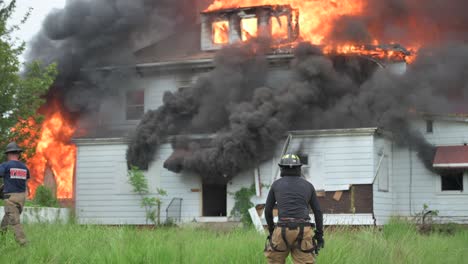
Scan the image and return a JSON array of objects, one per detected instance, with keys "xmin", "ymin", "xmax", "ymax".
[
  {"xmin": 26, "ymin": 101, "xmax": 77, "ymax": 199},
  {"xmin": 206, "ymin": 0, "xmax": 413, "ymax": 62},
  {"xmin": 241, "ymin": 17, "xmax": 258, "ymax": 41},
  {"xmin": 213, "ymin": 20, "xmax": 229, "ymax": 44},
  {"xmin": 206, "ymin": 0, "xmax": 365, "ymax": 44}
]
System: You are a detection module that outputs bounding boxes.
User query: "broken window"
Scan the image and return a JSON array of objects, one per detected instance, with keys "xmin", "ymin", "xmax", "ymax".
[
  {"xmin": 241, "ymin": 17, "xmax": 258, "ymax": 41},
  {"xmin": 126, "ymin": 90, "xmax": 145, "ymax": 120},
  {"xmin": 212, "ymin": 20, "xmax": 229, "ymax": 44},
  {"xmin": 201, "ymin": 5, "xmax": 299, "ymax": 51},
  {"xmin": 440, "ymin": 171, "xmax": 464, "ymax": 191},
  {"xmin": 271, "ymin": 15, "xmax": 288, "ymax": 39}
]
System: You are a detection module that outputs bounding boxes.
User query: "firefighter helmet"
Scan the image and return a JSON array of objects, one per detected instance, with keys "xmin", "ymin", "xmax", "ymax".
[
  {"xmin": 4, "ymin": 142, "xmax": 23, "ymax": 154},
  {"xmin": 278, "ymin": 153, "xmax": 302, "ymax": 168}
]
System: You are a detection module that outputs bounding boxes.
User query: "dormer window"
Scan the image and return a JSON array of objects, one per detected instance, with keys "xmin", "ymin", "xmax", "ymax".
[{"xmin": 201, "ymin": 5, "xmax": 299, "ymax": 51}]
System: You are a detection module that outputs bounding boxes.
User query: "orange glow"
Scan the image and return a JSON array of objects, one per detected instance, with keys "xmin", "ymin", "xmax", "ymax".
[
  {"xmin": 271, "ymin": 15, "xmax": 288, "ymax": 39},
  {"xmin": 26, "ymin": 100, "xmax": 77, "ymax": 199},
  {"xmin": 206, "ymin": 1, "xmax": 413, "ymax": 62},
  {"xmin": 241, "ymin": 17, "xmax": 258, "ymax": 41},
  {"xmin": 213, "ymin": 20, "xmax": 229, "ymax": 44},
  {"xmin": 206, "ymin": 0, "xmax": 364, "ymax": 45}
]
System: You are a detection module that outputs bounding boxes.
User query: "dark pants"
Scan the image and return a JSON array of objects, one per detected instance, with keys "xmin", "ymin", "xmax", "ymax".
[{"xmin": 2, "ymin": 192, "xmax": 27, "ymax": 245}]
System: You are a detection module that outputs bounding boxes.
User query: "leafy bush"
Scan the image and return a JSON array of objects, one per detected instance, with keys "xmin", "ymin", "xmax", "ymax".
[
  {"xmin": 230, "ymin": 185, "xmax": 256, "ymax": 226},
  {"xmin": 128, "ymin": 166, "xmax": 167, "ymax": 225},
  {"xmin": 33, "ymin": 185, "xmax": 59, "ymax": 207}
]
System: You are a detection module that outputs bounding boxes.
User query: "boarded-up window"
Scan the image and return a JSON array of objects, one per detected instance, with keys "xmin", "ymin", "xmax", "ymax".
[
  {"xmin": 378, "ymin": 156, "xmax": 389, "ymax": 192},
  {"xmin": 126, "ymin": 90, "xmax": 145, "ymax": 120}
]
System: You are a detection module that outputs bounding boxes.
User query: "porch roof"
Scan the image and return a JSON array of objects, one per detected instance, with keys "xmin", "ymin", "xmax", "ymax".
[{"xmin": 433, "ymin": 145, "xmax": 468, "ymax": 169}]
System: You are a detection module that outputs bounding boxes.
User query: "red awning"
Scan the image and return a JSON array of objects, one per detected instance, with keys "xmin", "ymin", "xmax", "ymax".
[{"xmin": 433, "ymin": 146, "xmax": 468, "ymax": 168}]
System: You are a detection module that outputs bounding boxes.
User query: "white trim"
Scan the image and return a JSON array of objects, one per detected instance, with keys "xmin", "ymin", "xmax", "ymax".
[
  {"xmin": 196, "ymin": 217, "xmax": 229, "ymax": 223},
  {"xmin": 372, "ymin": 154, "xmax": 385, "ymax": 184},
  {"xmin": 433, "ymin": 163, "xmax": 468, "ymax": 168},
  {"xmin": 260, "ymin": 214, "xmax": 374, "ymax": 226},
  {"xmin": 324, "ymin": 185, "xmax": 351, "ymax": 192},
  {"xmin": 72, "ymin": 138, "xmax": 127, "ymax": 145},
  {"xmin": 289, "ymin": 127, "xmax": 379, "ymax": 138},
  {"xmin": 254, "ymin": 168, "xmax": 261, "ymax": 197},
  {"xmin": 435, "ymin": 172, "xmax": 467, "ymax": 195}
]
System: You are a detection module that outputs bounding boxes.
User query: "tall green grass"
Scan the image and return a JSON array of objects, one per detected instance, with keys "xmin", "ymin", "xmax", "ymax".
[{"xmin": 0, "ymin": 220, "xmax": 466, "ymax": 264}]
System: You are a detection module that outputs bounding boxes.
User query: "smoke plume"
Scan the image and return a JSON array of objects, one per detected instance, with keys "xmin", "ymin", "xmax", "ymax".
[
  {"xmin": 27, "ymin": 0, "xmax": 202, "ymax": 112},
  {"xmin": 27, "ymin": 0, "xmax": 468, "ymax": 182},
  {"xmin": 128, "ymin": 37, "xmax": 468, "ymax": 181},
  {"xmin": 325, "ymin": 0, "xmax": 468, "ymax": 46}
]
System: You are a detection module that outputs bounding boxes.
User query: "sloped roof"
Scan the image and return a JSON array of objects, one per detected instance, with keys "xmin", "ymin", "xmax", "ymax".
[{"xmin": 134, "ymin": 23, "xmax": 215, "ymax": 64}]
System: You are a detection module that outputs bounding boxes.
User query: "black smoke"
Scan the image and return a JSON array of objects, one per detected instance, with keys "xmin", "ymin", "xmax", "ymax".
[
  {"xmin": 325, "ymin": 0, "xmax": 468, "ymax": 46},
  {"xmin": 128, "ymin": 37, "xmax": 468, "ymax": 181},
  {"xmin": 27, "ymin": 0, "xmax": 203, "ymax": 112}
]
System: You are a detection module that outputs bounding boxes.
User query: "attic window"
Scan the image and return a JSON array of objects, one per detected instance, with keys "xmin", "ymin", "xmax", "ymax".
[
  {"xmin": 440, "ymin": 171, "xmax": 463, "ymax": 191},
  {"xmin": 212, "ymin": 20, "xmax": 229, "ymax": 44},
  {"xmin": 271, "ymin": 15, "xmax": 288, "ymax": 39},
  {"xmin": 126, "ymin": 90, "xmax": 145, "ymax": 120},
  {"xmin": 241, "ymin": 17, "xmax": 258, "ymax": 41}
]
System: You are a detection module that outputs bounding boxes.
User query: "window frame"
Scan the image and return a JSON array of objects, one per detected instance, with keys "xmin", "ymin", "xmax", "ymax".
[
  {"xmin": 436, "ymin": 170, "xmax": 467, "ymax": 195},
  {"xmin": 125, "ymin": 89, "xmax": 145, "ymax": 121},
  {"xmin": 426, "ymin": 120, "xmax": 434, "ymax": 133},
  {"xmin": 377, "ymin": 155, "xmax": 390, "ymax": 192}
]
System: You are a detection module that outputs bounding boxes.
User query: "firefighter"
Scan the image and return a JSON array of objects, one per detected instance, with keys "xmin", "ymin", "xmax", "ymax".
[
  {"xmin": 264, "ymin": 153, "xmax": 324, "ymax": 264},
  {"xmin": 0, "ymin": 142, "xmax": 29, "ymax": 246}
]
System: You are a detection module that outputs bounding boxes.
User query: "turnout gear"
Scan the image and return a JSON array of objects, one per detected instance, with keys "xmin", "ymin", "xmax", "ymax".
[
  {"xmin": 265, "ymin": 224, "xmax": 316, "ymax": 264},
  {"xmin": 313, "ymin": 232, "xmax": 325, "ymax": 250},
  {"xmin": 264, "ymin": 154, "xmax": 324, "ymax": 264},
  {"xmin": 0, "ymin": 158, "xmax": 29, "ymax": 246},
  {"xmin": 278, "ymin": 153, "xmax": 302, "ymax": 168},
  {"xmin": 4, "ymin": 142, "xmax": 23, "ymax": 154},
  {"xmin": 1, "ymin": 192, "xmax": 27, "ymax": 245}
]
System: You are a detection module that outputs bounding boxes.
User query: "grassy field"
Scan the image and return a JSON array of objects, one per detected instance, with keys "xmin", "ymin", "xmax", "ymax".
[{"xmin": 0, "ymin": 220, "xmax": 467, "ymax": 264}]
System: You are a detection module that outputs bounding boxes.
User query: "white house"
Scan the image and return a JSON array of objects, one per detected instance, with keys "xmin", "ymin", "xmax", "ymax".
[{"xmin": 72, "ymin": 6, "xmax": 468, "ymax": 226}]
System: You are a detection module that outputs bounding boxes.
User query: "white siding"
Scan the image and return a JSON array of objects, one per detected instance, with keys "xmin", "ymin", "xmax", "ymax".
[
  {"xmin": 372, "ymin": 137, "xmax": 394, "ymax": 225},
  {"xmin": 75, "ymin": 142, "xmax": 140, "ymax": 224},
  {"xmin": 92, "ymin": 73, "xmax": 192, "ymax": 133},
  {"xmin": 227, "ymin": 159, "xmax": 274, "ymax": 218},
  {"xmin": 142, "ymin": 75, "xmax": 179, "ymax": 111},
  {"xmin": 391, "ymin": 119, "xmax": 468, "ymax": 224},
  {"xmin": 287, "ymin": 135, "xmax": 376, "ymax": 191},
  {"xmin": 146, "ymin": 143, "xmax": 202, "ymax": 223},
  {"xmin": 76, "ymin": 141, "xmax": 202, "ymax": 224}
]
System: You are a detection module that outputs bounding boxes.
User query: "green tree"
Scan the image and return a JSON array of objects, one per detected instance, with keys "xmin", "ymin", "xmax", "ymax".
[{"xmin": 0, "ymin": 0, "xmax": 57, "ymax": 160}]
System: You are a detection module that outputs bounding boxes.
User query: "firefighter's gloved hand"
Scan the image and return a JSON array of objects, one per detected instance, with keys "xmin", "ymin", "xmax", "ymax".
[{"xmin": 313, "ymin": 232, "xmax": 325, "ymax": 249}]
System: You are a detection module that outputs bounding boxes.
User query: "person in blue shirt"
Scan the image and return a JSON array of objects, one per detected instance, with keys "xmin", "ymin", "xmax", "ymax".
[{"xmin": 0, "ymin": 142, "xmax": 30, "ymax": 246}]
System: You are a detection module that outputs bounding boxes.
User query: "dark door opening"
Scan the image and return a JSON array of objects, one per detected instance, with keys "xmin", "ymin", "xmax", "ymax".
[{"xmin": 202, "ymin": 184, "xmax": 227, "ymax": 216}]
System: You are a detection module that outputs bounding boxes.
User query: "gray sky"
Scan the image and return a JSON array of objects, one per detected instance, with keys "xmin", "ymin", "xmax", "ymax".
[{"xmin": 9, "ymin": 0, "xmax": 66, "ymax": 58}]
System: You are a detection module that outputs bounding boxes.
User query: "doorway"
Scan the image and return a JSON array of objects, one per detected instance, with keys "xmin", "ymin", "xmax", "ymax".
[{"xmin": 202, "ymin": 184, "xmax": 227, "ymax": 216}]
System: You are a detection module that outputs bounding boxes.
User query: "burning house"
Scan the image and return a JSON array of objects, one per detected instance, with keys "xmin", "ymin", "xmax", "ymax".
[{"xmin": 27, "ymin": 0, "xmax": 468, "ymax": 225}]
